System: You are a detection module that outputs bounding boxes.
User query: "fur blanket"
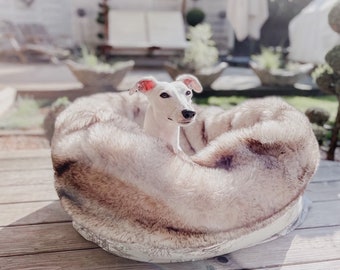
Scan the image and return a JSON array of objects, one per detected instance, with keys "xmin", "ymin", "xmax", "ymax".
[{"xmin": 52, "ymin": 92, "xmax": 319, "ymax": 262}]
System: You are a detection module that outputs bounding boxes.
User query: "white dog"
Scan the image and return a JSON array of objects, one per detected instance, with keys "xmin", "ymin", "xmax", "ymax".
[{"xmin": 129, "ymin": 74, "xmax": 203, "ymax": 153}]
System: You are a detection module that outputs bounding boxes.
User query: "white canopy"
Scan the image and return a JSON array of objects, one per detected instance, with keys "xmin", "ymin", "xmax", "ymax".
[
  {"xmin": 226, "ymin": 0, "xmax": 269, "ymax": 41},
  {"xmin": 288, "ymin": 0, "xmax": 340, "ymax": 64}
]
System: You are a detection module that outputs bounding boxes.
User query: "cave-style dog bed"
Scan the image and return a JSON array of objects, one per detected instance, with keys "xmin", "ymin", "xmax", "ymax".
[{"xmin": 52, "ymin": 92, "xmax": 319, "ymax": 263}]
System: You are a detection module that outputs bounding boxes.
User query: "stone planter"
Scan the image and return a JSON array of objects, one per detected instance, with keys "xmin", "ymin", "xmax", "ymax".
[
  {"xmin": 250, "ymin": 61, "xmax": 313, "ymax": 86},
  {"xmin": 164, "ymin": 61, "xmax": 228, "ymax": 88},
  {"xmin": 65, "ymin": 59, "xmax": 135, "ymax": 91}
]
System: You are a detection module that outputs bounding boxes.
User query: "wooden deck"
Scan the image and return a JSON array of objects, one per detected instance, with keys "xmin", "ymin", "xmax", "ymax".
[{"xmin": 0, "ymin": 149, "xmax": 340, "ymax": 270}]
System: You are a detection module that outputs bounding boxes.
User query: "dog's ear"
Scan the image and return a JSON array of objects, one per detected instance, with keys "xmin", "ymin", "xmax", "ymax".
[
  {"xmin": 129, "ymin": 77, "xmax": 157, "ymax": 95},
  {"xmin": 176, "ymin": 74, "xmax": 203, "ymax": 93}
]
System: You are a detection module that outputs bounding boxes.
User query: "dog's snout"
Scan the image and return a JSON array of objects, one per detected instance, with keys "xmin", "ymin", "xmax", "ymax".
[{"xmin": 182, "ymin": 110, "xmax": 196, "ymax": 119}]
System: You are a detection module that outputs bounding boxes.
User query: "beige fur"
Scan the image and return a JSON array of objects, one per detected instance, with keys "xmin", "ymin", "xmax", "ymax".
[{"xmin": 52, "ymin": 91, "xmax": 319, "ymax": 262}]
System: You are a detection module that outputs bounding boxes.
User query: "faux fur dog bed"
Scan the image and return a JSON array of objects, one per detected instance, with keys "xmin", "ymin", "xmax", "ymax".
[{"xmin": 52, "ymin": 92, "xmax": 319, "ymax": 263}]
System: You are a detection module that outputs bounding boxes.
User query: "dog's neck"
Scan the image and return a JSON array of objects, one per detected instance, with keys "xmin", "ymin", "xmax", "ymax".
[{"xmin": 143, "ymin": 106, "xmax": 181, "ymax": 153}]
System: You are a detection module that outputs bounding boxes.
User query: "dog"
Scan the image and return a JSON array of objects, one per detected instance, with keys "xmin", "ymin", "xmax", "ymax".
[{"xmin": 129, "ymin": 74, "xmax": 203, "ymax": 153}]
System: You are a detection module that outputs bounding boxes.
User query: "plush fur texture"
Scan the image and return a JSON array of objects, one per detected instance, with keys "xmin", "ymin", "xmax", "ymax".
[{"xmin": 52, "ymin": 92, "xmax": 319, "ymax": 262}]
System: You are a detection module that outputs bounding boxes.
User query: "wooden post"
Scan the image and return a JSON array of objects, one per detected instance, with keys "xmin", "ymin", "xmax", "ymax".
[{"xmin": 181, "ymin": 0, "xmax": 186, "ymax": 18}]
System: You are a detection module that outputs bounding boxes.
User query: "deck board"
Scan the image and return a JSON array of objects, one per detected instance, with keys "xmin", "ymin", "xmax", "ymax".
[
  {"xmin": 0, "ymin": 248, "xmax": 242, "ymax": 270},
  {"xmin": 0, "ymin": 157, "xmax": 52, "ymax": 171},
  {"xmin": 259, "ymin": 260, "xmax": 340, "ymax": 270},
  {"xmin": 312, "ymin": 167, "xmax": 340, "ymax": 182},
  {"xmin": 0, "ymin": 201, "xmax": 70, "ymax": 227},
  {"xmin": 0, "ymin": 184, "xmax": 58, "ymax": 203},
  {"xmin": 300, "ymin": 200, "xmax": 340, "ymax": 228},
  {"xmin": 0, "ymin": 169, "xmax": 54, "ymax": 186},
  {"xmin": 306, "ymin": 181, "xmax": 340, "ymax": 202},
  {"xmin": 0, "ymin": 222, "xmax": 96, "ymax": 257},
  {"xmin": 228, "ymin": 225, "xmax": 340, "ymax": 269},
  {"xmin": 0, "ymin": 149, "xmax": 339, "ymax": 269}
]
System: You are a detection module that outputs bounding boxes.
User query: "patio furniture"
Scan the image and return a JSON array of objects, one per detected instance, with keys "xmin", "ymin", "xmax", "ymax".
[
  {"xmin": 0, "ymin": 20, "xmax": 69, "ymax": 63},
  {"xmin": 106, "ymin": 10, "xmax": 187, "ymax": 56}
]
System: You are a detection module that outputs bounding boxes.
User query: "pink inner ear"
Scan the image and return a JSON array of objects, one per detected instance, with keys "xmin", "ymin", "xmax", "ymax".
[
  {"xmin": 183, "ymin": 78, "xmax": 193, "ymax": 87},
  {"xmin": 139, "ymin": 80, "xmax": 156, "ymax": 92}
]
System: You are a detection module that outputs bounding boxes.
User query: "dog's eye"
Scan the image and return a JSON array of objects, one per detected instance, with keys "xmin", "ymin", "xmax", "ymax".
[
  {"xmin": 160, "ymin": 92, "xmax": 170, "ymax": 98},
  {"xmin": 185, "ymin": 90, "xmax": 192, "ymax": 96}
]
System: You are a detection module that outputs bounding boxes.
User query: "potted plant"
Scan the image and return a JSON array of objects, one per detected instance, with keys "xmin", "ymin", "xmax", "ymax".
[
  {"xmin": 164, "ymin": 23, "xmax": 227, "ymax": 88},
  {"xmin": 186, "ymin": 7, "xmax": 205, "ymax": 26},
  {"xmin": 312, "ymin": 1, "xmax": 340, "ymax": 161},
  {"xmin": 250, "ymin": 47, "xmax": 313, "ymax": 86},
  {"xmin": 65, "ymin": 47, "xmax": 134, "ymax": 91}
]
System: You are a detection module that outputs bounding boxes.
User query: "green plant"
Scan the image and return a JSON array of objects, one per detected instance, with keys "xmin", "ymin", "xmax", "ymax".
[
  {"xmin": 180, "ymin": 23, "xmax": 218, "ymax": 72},
  {"xmin": 186, "ymin": 8, "xmax": 205, "ymax": 26},
  {"xmin": 79, "ymin": 46, "xmax": 125, "ymax": 72},
  {"xmin": 0, "ymin": 97, "xmax": 44, "ymax": 130},
  {"xmin": 51, "ymin": 96, "xmax": 71, "ymax": 110},
  {"xmin": 251, "ymin": 47, "xmax": 281, "ymax": 70},
  {"xmin": 312, "ymin": 63, "xmax": 333, "ymax": 82}
]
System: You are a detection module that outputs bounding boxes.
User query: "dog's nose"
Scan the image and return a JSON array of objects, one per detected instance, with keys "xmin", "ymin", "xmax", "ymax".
[{"xmin": 182, "ymin": 110, "xmax": 196, "ymax": 119}]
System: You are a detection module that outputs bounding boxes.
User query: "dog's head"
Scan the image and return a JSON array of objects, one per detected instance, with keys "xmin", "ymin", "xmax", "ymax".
[{"xmin": 129, "ymin": 74, "xmax": 203, "ymax": 126}]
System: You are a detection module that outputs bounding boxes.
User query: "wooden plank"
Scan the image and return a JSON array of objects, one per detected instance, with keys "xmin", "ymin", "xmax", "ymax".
[
  {"xmin": 0, "ymin": 149, "xmax": 51, "ymax": 159},
  {"xmin": 0, "ymin": 222, "xmax": 96, "ymax": 257},
  {"xmin": 312, "ymin": 163, "xmax": 340, "ymax": 182},
  {"xmin": 305, "ymin": 181, "xmax": 340, "ymax": 202},
  {"xmin": 0, "ymin": 169, "xmax": 54, "ymax": 186},
  {"xmin": 300, "ymin": 200, "xmax": 340, "ymax": 229},
  {"xmin": 0, "ymin": 248, "xmax": 241, "ymax": 270},
  {"xmin": 0, "ymin": 128, "xmax": 45, "ymax": 136},
  {"xmin": 260, "ymin": 260, "xmax": 340, "ymax": 270},
  {"xmin": 318, "ymin": 160, "xmax": 340, "ymax": 168},
  {"xmin": 228, "ymin": 226, "xmax": 340, "ymax": 269},
  {"xmin": 0, "ymin": 201, "xmax": 70, "ymax": 227},
  {"xmin": 1, "ymin": 239, "xmax": 340, "ymax": 270},
  {"xmin": 0, "ymin": 156, "xmax": 52, "ymax": 171},
  {"xmin": 0, "ymin": 184, "xmax": 58, "ymax": 204}
]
